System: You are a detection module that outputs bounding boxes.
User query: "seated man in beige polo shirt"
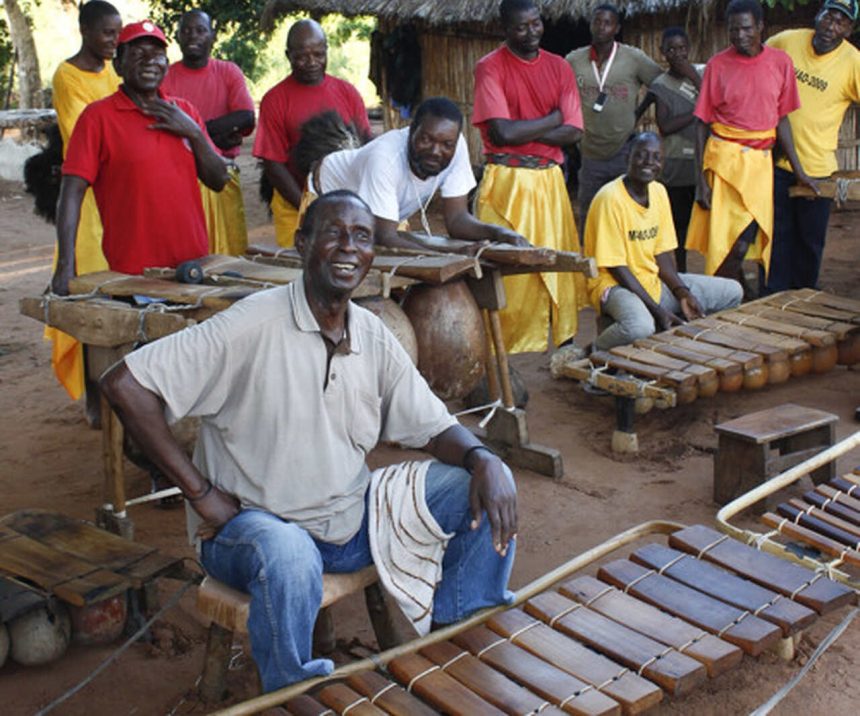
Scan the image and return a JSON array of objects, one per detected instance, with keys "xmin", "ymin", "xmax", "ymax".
[{"xmin": 99, "ymin": 190, "xmax": 517, "ymax": 692}]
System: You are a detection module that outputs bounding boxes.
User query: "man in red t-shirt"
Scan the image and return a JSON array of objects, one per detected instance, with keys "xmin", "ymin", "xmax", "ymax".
[
  {"xmin": 253, "ymin": 19, "xmax": 371, "ymax": 247},
  {"xmin": 51, "ymin": 20, "xmax": 228, "ymax": 295},
  {"xmin": 163, "ymin": 9, "xmax": 256, "ymax": 255},
  {"xmin": 472, "ymin": 0, "xmax": 584, "ymax": 354},
  {"xmin": 687, "ymin": 0, "xmax": 817, "ymax": 291}
]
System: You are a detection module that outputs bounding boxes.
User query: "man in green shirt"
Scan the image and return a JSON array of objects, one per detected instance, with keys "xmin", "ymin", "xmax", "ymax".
[{"xmin": 566, "ymin": 3, "xmax": 661, "ymax": 233}]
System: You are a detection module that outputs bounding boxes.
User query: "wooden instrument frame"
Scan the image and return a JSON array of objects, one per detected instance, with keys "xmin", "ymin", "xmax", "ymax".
[
  {"xmin": 206, "ymin": 519, "xmax": 692, "ymax": 716},
  {"xmin": 717, "ymin": 431, "xmax": 860, "ymax": 589}
]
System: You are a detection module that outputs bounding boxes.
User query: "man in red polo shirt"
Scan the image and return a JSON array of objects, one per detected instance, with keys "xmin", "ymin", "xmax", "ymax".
[
  {"xmin": 51, "ymin": 20, "xmax": 228, "ymax": 295},
  {"xmin": 253, "ymin": 18, "xmax": 371, "ymax": 247}
]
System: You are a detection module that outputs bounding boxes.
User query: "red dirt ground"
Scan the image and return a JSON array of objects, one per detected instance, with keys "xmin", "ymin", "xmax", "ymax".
[{"xmin": 0, "ymin": 147, "xmax": 857, "ymax": 715}]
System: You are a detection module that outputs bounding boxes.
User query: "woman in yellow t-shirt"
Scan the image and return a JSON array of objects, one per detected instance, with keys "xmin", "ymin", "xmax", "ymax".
[{"xmin": 48, "ymin": 1, "xmax": 121, "ymax": 416}]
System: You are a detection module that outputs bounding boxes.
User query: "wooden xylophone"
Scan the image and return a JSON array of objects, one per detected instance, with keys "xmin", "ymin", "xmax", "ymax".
[
  {"xmin": 213, "ymin": 521, "xmax": 856, "ymax": 716},
  {"xmin": 555, "ymin": 289, "xmax": 860, "ymax": 407},
  {"xmin": 719, "ymin": 432, "xmax": 860, "ymax": 590}
]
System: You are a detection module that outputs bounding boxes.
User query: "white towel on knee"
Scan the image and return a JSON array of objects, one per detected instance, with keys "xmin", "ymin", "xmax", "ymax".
[{"xmin": 368, "ymin": 460, "xmax": 453, "ymax": 636}]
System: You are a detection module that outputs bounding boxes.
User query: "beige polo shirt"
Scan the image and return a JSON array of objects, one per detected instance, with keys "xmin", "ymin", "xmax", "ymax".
[{"xmin": 125, "ymin": 280, "xmax": 457, "ymax": 545}]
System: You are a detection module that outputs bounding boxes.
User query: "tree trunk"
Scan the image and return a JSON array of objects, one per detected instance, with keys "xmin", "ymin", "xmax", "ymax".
[{"xmin": 4, "ymin": 0, "xmax": 43, "ymax": 108}]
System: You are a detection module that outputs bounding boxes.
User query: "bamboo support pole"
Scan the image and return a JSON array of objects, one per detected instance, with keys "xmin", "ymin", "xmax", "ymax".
[{"xmin": 210, "ymin": 519, "xmax": 685, "ymax": 716}]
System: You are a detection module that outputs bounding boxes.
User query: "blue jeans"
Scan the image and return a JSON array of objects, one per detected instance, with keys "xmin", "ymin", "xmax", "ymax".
[
  {"xmin": 200, "ymin": 462, "xmax": 515, "ymax": 692},
  {"xmin": 595, "ymin": 273, "xmax": 743, "ymax": 351},
  {"xmin": 762, "ymin": 167, "xmax": 833, "ymax": 295}
]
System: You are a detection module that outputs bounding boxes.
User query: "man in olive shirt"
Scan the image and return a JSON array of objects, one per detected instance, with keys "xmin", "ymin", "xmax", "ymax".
[{"xmin": 566, "ymin": 3, "xmax": 661, "ymax": 232}]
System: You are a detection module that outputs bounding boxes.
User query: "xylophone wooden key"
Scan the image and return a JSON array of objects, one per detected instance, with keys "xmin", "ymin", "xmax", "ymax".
[
  {"xmin": 316, "ymin": 682, "xmax": 387, "ymax": 715},
  {"xmin": 558, "ymin": 575, "xmax": 742, "ymax": 677},
  {"xmin": 597, "ymin": 559, "xmax": 781, "ymax": 656},
  {"xmin": 524, "ymin": 591, "xmax": 707, "ymax": 696},
  {"xmin": 640, "ymin": 334, "xmax": 766, "ymax": 390},
  {"xmin": 629, "ymin": 544, "xmax": 816, "ymax": 637},
  {"xmin": 668, "ymin": 525, "xmax": 856, "ymax": 614},
  {"xmin": 608, "ymin": 346, "xmax": 719, "ymax": 398},
  {"xmin": 419, "ymin": 641, "xmax": 567, "ymax": 715},
  {"xmin": 283, "ymin": 693, "xmax": 338, "ymax": 715},
  {"xmin": 634, "ymin": 337, "xmax": 744, "ymax": 392},
  {"xmin": 785, "ymin": 498, "xmax": 860, "ymax": 539},
  {"xmin": 452, "ymin": 625, "xmax": 622, "ymax": 716},
  {"xmin": 715, "ymin": 309, "xmax": 838, "ymax": 373},
  {"xmin": 487, "ymin": 608, "xmax": 663, "ymax": 715},
  {"xmin": 589, "ymin": 350, "xmax": 699, "ymax": 403},
  {"xmin": 346, "ymin": 671, "xmax": 439, "ymax": 716},
  {"xmin": 695, "ymin": 317, "xmax": 815, "ymax": 376},
  {"xmin": 671, "ymin": 323, "xmax": 791, "ymax": 384},
  {"xmin": 735, "ymin": 302, "xmax": 860, "ymax": 365},
  {"xmin": 387, "ymin": 652, "xmax": 506, "ymax": 716},
  {"xmin": 803, "ymin": 488, "xmax": 860, "ymax": 526}
]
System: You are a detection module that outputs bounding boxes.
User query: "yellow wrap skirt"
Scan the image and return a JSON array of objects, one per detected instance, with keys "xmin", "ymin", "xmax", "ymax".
[
  {"xmin": 687, "ymin": 123, "xmax": 776, "ymax": 277},
  {"xmin": 271, "ymin": 191, "xmax": 301, "ymax": 248},
  {"xmin": 475, "ymin": 163, "xmax": 584, "ymax": 354},
  {"xmin": 200, "ymin": 167, "xmax": 248, "ymax": 256},
  {"xmin": 45, "ymin": 188, "xmax": 109, "ymax": 400}
]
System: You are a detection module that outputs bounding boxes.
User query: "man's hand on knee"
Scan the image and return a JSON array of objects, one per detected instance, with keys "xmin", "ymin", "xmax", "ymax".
[{"xmin": 467, "ymin": 451, "xmax": 517, "ymax": 557}]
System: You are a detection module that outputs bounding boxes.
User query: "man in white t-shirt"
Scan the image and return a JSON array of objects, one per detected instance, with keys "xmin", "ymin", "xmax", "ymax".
[
  {"xmin": 99, "ymin": 191, "xmax": 517, "ymax": 692},
  {"xmin": 315, "ymin": 96, "xmax": 527, "ymax": 249}
]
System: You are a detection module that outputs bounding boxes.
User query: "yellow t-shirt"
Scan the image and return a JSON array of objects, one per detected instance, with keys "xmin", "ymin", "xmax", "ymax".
[
  {"xmin": 584, "ymin": 176, "xmax": 677, "ymax": 311},
  {"xmin": 52, "ymin": 61, "xmax": 121, "ymax": 154},
  {"xmin": 767, "ymin": 29, "xmax": 860, "ymax": 177}
]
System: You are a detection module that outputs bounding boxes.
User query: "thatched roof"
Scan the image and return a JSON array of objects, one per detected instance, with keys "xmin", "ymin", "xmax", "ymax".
[{"xmin": 261, "ymin": 0, "xmax": 714, "ymax": 31}]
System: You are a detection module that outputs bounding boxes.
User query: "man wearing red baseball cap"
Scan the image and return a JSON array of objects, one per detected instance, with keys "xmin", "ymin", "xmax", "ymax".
[{"xmin": 51, "ymin": 20, "xmax": 228, "ymax": 295}]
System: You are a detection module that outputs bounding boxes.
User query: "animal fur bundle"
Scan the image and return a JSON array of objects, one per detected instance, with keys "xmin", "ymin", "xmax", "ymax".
[{"xmin": 23, "ymin": 124, "xmax": 63, "ymax": 224}]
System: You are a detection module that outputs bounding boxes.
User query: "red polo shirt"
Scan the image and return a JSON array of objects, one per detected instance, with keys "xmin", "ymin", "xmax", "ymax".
[
  {"xmin": 162, "ymin": 59, "xmax": 255, "ymax": 159},
  {"xmin": 472, "ymin": 46, "xmax": 583, "ymax": 164},
  {"xmin": 63, "ymin": 88, "xmax": 209, "ymax": 274},
  {"xmin": 252, "ymin": 74, "xmax": 370, "ymax": 185}
]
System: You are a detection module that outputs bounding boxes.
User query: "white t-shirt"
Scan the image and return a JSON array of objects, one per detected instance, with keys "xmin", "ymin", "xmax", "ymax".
[
  {"xmin": 317, "ymin": 126, "xmax": 477, "ymax": 222},
  {"xmin": 125, "ymin": 280, "xmax": 457, "ymax": 545}
]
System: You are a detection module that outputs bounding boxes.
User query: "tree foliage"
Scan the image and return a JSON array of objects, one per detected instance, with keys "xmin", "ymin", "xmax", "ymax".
[
  {"xmin": 0, "ymin": 18, "xmax": 15, "ymax": 106},
  {"xmin": 147, "ymin": 0, "xmax": 374, "ymax": 83},
  {"xmin": 762, "ymin": 0, "xmax": 812, "ymax": 11}
]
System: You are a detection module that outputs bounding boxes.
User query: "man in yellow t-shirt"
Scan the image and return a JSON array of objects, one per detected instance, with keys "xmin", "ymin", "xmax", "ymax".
[
  {"xmin": 49, "ymin": 0, "xmax": 122, "ymax": 417},
  {"xmin": 584, "ymin": 133, "xmax": 742, "ymax": 350},
  {"xmin": 764, "ymin": 0, "xmax": 860, "ymax": 293}
]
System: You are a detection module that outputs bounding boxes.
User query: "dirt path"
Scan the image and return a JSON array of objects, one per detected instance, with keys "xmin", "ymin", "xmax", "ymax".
[{"xmin": 0, "ymin": 151, "xmax": 857, "ymax": 715}]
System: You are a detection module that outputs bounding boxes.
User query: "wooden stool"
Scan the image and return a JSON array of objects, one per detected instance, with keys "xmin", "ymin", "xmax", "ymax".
[
  {"xmin": 714, "ymin": 403, "xmax": 837, "ymax": 509},
  {"xmin": 196, "ymin": 566, "xmax": 401, "ymax": 702}
]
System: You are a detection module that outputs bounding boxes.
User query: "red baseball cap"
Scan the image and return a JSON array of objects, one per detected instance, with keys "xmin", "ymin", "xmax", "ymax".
[{"xmin": 117, "ymin": 20, "xmax": 168, "ymax": 47}]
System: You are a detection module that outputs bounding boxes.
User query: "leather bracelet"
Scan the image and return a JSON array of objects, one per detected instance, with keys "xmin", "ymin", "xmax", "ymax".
[
  {"xmin": 672, "ymin": 284, "xmax": 691, "ymax": 297},
  {"xmin": 188, "ymin": 480, "xmax": 213, "ymax": 502},
  {"xmin": 462, "ymin": 445, "xmax": 494, "ymax": 471}
]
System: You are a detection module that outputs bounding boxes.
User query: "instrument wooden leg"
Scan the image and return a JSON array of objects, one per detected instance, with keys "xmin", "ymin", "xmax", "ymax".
[
  {"xmin": 467, "ymin": 273, "xmax": 562, "ymax": 479},
  {"xmin": 487, "ymin": 309, "xmax": 515, "ymax": 409},
  {"xmin": 200, "ymin": 622, "xmax": 233, "ymax": 702},
  {"xmin": 98, "ymin": 394, "xmax": 133, "ymax": 539},
  {"xmin": 482, "ymin": 311, "xmax": 501, "ymax": 403},
  {"xmin": 313, "ymin": 606, "xmax": 336, "ymax": 655},
  {"xmin": 364, "ymin": 582, "xmax": 402, "ymax": 651},
  {"xmin": 612, "ymin": 396, "xmax": 639, "ymax": 454},
  {"xmin": 474, "ymin": 408, "xmax": 563, "ymax": 480}
]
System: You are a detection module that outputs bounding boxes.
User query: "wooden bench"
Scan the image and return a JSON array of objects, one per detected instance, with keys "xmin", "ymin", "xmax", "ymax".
[
  {"xmin": 196, "ymin": 566, "xmax": 401, "ymax": 702},
  {"xmin": 714, "ymin": 403, "xmax": 837, "ymax": 510}
]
